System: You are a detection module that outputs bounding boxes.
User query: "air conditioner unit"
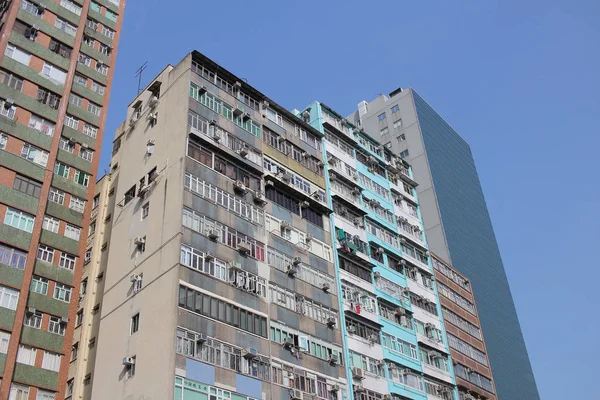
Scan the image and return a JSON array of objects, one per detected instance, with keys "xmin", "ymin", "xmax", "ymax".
[
  {"xmin": 234, "ymin": 180, "xmax": 247, "ymax": 193},
  {"xmin": 196, "ymin": 333, "xmax": 208, "ymax": 344},
  {"xmin": 368, "ymin": 334, "xmax": 378, "ymax": 343},
  {"xmin": 286, "ymin": 264, "xmax": 298, "ymax": 277},
  {"xmin": 351, "ymin": 187, "xmax": 361, "ymax": 196},
  {"xmin": 148, "ymin": 112, "xmax": 157, "ymax": 122},
  {"xmin": 282, "ymin": 337, "xmax": 295, "ymax": 349},
  {"xmin": 425, "ymin": 322, "xmax": 435, "ymax": 329},
  {"xmin": 326, "ymin": 316, "xmax": 336, "ymax": 327},
  {"xmin": 305, "ymin": 234, "xmax": 314, "ymax": 243},
  {"xmin": 242, "ymin": 347, "xmax": 258, "ymax": 359},
  {"xmin": 129, "ymin": 116, "xmax": 137, "ymax": 127},
  {"xmin": 237, "ymin": 241, "xmax": 251, "ymax": 254},
  {"xmin": 282, "ymin": 172, "xmax": 293, "ymax": 182},
  {"xmin": 347, "ymin": 325, "xmax": 356, "ymax": 333},
  {"xmin": 134, "ymin": 237, "xmax": 145, "ymax": 246},
  {"xmin": 353, "ymin": 217, "xmax": 363, "ymax": 226},
  {"xmin": 351, "ymin": 367, "xmax": 365, "ymax": 380},
  {"xmin": 208, "ymin": 230, "xmax": 220, "ymax": 241},
  {"xmin": 428, "ymin": 351, "xmax": 441, "ymax": 359},
  {"xmin": 395, "ymin": 308, "xmax": 406, "ymax": 316},
  {"xmin": 253, "ymin": 192, "xmax": 267, "ymax": 205},
  {"xmin": 376, "ymin": 247, "xmax": 384, "ymax": 255},
  {"xmin": 61, "ymin": 316, "xmax": 69, "ymax": 324},
  {"xmin": 321, "ymin": 282, "xmax": 330, "ymax": 292},
  {"xmin": 233, "ymin": 106, "xmax": 244, "ymax": 117},
  {"xmin": 197, "ymin": 85, "xmax": 207, "ymax": 95},
  {"xmin": 328, "ymin": 353, "xmax": 339, "ymax": 365},
  {"xmin": 290, "ymin": 389, "xmax": 303, "ymax": 400},
  {"xmin": 26, "ymin": 307, "xmax": 36, "ymax": 315},
  {"xmin": 213, "ymin": 131, "xmax": 222, "ymax": 142},
  {"xmin": 300, "ymin": 201, "xmax": 310, "ymax": 208},
  {"xmin": 329, "ymin": 384, "xmax": 340, "ymax": 393},
  {"xmin": 242, "ymin": 112, "xmax": 251, "ymax": 122},
  {"xmin": 280, "ymin": 221, "xmax": 292, "ymax": 231},
  {"xmin": 373, "ymin": 271, "xmax": 381, "ymax": 279},
  {"xmin": 292, "ymin": 256, "xmax": 302, "ymax": 265},
  {"xmin": 351, "ymin": 172, "xmax": 358, "ymax": 180},
  {"xmin": 138, "ymin": 185, "xmax": 149, "ymax": 197},
  {"xmin": 353, "ymin": 384, "xmax": 365, "ymax": 393},
  {"xmin": 148, "ymin": 95, "xmax": 158, "ymax": 107},
  {"xmin": 311, "ymin": 191, "xmax": 321, "ymax": 200},
  {"xmin": 227, "ymin": 261, "xmax": 242, "ymax": 271},
  {"xmin": 122, "ymin": 357, "xmax": 135, "ymax": 366},
  {"xmin": 237, "ymin": 147, "xmax": 249, "ymax": 158},
  {"xmin": 400, "ymin": 368, "xmax": 412, "ymax": 375},
  {"xmin": 262, "ymin": 100, "xmax": 270, "ymax": 110},
  {"xmin": 204, "ymin": 252, "xmax": 214, "ymax": 261},
  {"xmin": 383, "ymin": 395, "xmax": 391, "ymax": 400}
]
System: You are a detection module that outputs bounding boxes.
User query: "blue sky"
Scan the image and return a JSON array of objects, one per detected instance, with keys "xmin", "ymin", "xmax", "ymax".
[{"xmin": 100, "ymin": 0, "xmax": 599, "ymax": 398}]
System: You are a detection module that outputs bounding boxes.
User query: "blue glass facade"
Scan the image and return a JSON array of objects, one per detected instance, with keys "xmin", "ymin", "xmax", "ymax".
[{"xmin": 412, "ymin": 91, "xmax": 540, "ymax": 400}]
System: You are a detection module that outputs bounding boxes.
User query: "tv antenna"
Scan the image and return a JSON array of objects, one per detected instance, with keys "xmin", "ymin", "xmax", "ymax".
[{"xmin": 135, "ymin": 62, "xmax": 148, "ymax": 94}]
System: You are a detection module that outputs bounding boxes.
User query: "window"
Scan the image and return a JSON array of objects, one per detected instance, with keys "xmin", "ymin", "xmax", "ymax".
[
  {"xmin": 69, "ymin": 196, "xmax": 86, "ymax": 213},
  {"xmin": 130, "ymin": 313, "xmax": 139, "ymax": 334},
  {"xmin": 380, "ymin": 127, "xmax": 389, "ymax": 135},
  {"xmin": 399, "ymin": 149, "xmax": 409, "ymax": 158},
  {"xmin": 83, "ymin": 123, "xmax": 98, "ymax": 138},
  {"xmin": 0, "ymin": 331, "xmax": 10, "ymax": 353},
  {"xmin": 69, "ymin": 92, "xmax": 83, "ymax": 107},
  {"xmin": 0, "ymin": 70, "xmax": 24, "ymax": 91},
  {"xmin": 0, "ymin": 243, "xmax": 27, "ymax": 270},
  {"xmin": 339, "ymin": 257, "xmax": 371, "ymax": 282},
  {"xmin": 13, "ymin": 175, "xmax": 42, "ymax": 198},
  {"xmin": 46, "ymin": 189, "xmax": 65, "ymax": 206},
  {"xmin": 442, "ymin": 308, "xmax": 481, "ymax": 339},
  {"xmin": 64, "ymin": 224, "xmax": 81, "ymax": 240},
  {"xmin": 53, "ymin": 283, "xmax": 72, "ymax": 302},
  {"xmin": 42, "ymin": 351, "xmax": 61, "ymax": 372},
  {"xmin": 16, "ymin": 344, "xmax": 36, "ymax": 365},
  {"xmin": 73, "ymin": 74, "xmax": 87, "ymax": 86},
  {"xmin": 95, "ymin": 62, "xmax": 108, "ymax": 76},
  {"xmin": 42, "ymin": 216, "xmax": 60, "ymax": 233},
  {"xmin": 4, "ymin": 44, "xmax": 31, "ymax": 65},
  {"xmin": 393, "ymin": 120, "xmax": 403, "ymax": 129},
  {"xmin": 37, "ymin": 87, "xmax": 61, "ymax": 109},
  {"xmin": 60, "ymin": 0, "xmax": 81, "ymax": 15},
  {"xmin": 87, "ymin": 102, "xmax": 101, "ymax": 116},
  {"xmin": 447, "ymin": 334, "xmax": 488, "ymax": 365},
  {"xmin": 0, "ymin": 132, "xmax": 6, "ymax": 149},
  {"xmin": 91, "ymin": 80, "xmax": 105, "ymax": 95},
  {"xmin": 47, "ymin": 316, "xmax": 64, "ymax": 336},
  {"xmin": 41, "ymin": 62, "xmax": 67, "ymax": 84},
  {"xmin": 9, "ymin": 384, "xmax": 30, "ymax": 400},
  {"xmin": 20, "ymin": 0, "xmax": 42, "ymax": 15},
  {"xmin": 141, "ymin": 203, "xmax": 149, "ymax": 219},
  {"xmin": 349, "ymin": 351, "xmax": 383, "ymax": 376},
  {"xmin": 64, "ymin": 115, "xmax": 79, "ymax": 130},
  {"xmin": 30, "ymin": 276, "xmax": 48, "ymax": 294},
  {"xmin": 36, "ymin": 244, "xmax": 54, "ymax": 263},
  {"xmin": 377, "ymin": 112, "xmax": 386, "ymax": 122},
  {"xmin": 59, "ymin": 253, "xmax": 76, "ymax": 270},
  {"xmin": 70, "ymin": 343, "xmax": 78, "ymax": 361},
  {"xmin": 76, "ymin": 310, "xmax": 83, "ymax": 325},
  {"xmin": 21, "ymin": 143, "xmax": 49, "ymax": 167},
  {"xmin": 125, "ymin": 355, "xmax": 136, "ymax": 379},
  {"xmin": 74, "ymin": 170, "xmax": 91, "ymax": 186},
  {"xmin": 102, "ymin": 26, "xmax": 115, "ymax": 39},
  {"xmin": 54, "ymin": 162, "xmax": 71, "ymax": 178},
  {"xmin": 381, "ymin": 333, "xmax": 418, "ymax": 359},
  {"xmin": 36, "ymin": 389, "xmax": 55, "ymax": 400},
  {"xmin": 24, "ymin": 310, "xmax": 42, "ymax": 329},
  {"xmin": 391, "ymin": 104, "xmax": 400, "ymax": 114},
  {"xmin": 4, "ymin": 208, "xmax": 35, "ymax": 232},
  {"xmin": 99, "ymin": 43, "xmax": 111, "ymax": 56},
  {"xmin": 0, "ymin": 98, "xmax": 16, "ymax": 119},
  {"xmin": 55, "ymin": 17, "xmax": 77, "ymax": 36},
  {"xmin": 0, "ymin": 285, "xmax": 19, "ymax": 310},
  {"xmin": 346, "ymin": 318, "xmax": 381, "ymax": 343}
]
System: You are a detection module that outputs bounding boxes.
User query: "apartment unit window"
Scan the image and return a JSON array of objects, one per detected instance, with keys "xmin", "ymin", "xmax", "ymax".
[
  {"xmin": 42, "ymin": 351, "xmax": 61, "ymax": 371},
  {"xmin": 4, "ymin": 208, "xmax": 35, "ymax": 232},
  {"xmin": 65, "ymin": 224, "xmax": 81, "ymax": 240},
  {"xmin": 358, "ymin": 173, "xmax": 390, "ymax": 200},
  {"xmin": 339, "ymin": 257, "xmax": 371, "ymax": 282},
  {"xmin": 42, "ymin": 62, "xmax": 67, "ymax": 84},
  {"xmin": 20, "ymin": 0, "xmax": 42, "ymax": 15},
  {"xmin": 441, "ymin": 308, "xmax": 481, "ymax": 339},
  {"xmin": 0, "ymin": 331, "xmax": 10, "ymax": 353},
  {"xmin": 178, "ymin": 285, "xmax": 268, "ymax": 337},
  {"xmin": 377, "ymin": 112, "xmax": 386, "ymax": 121},
  {"xmin": 48, "ymin": 316, "xmax": 65, "ymax": 335},
  {"xmin": 31, "ymin": 276, "xmax": 48, "ymax": 294},
  {"xmin": 0, "ymin": 243, "xmax": 27, "ymax": 270},
  {"xmin": 454, "ymin": 363, "xmax": 494, "ymax": 392},
  {"xmin": 399, "ymin": 149, "xmax": 409, "ymax": 159},
  {"xmin": 348, "ymin": 351, "xmax": 383, "ymax": 377},
  {"xmin": 0, "ymin": 70, "xmax": 23, "ymax": 91},
  {"xmin": 13, "ymin": 175, "xmax": 42, "ymax": 198},
  {"xmin": 99, "ymin": 43, "xmax": 111, "ymax": 56},
  {"xmin": 341, "ymin": 284, "xmax": 377, "ymax": 314},
  {"xmin": 437, "ymin": 283, "xmax": 475, "ymax": 313},
  {"xmin": 266, "ymin": 247, "xmax": 336, "ymax": 294},
  {"xmin": 0, "ymin": 132, "xmax": 6, "ymax": 149},
  {"xmin": 69, "ymin": 197, "xmax": 86, "ymax": 213},
  {"xmin": 74, "ymin": 170, "xmax": 91, "ymax": 186},
  {"xmin": 37, "ymin": 87, "xmax": 61, "ymax": 109},
  {"xmin": 419, "ymin": 347, "xmax": 449, "ymax": 371},
  {"xmin": 73, "ymin": 74, "xmax": 87, "ymax": 87},
  {"xmin": 102, "ymin": 26, "xmax": 115, "ymax": 39},
  {"xmin": 270, "ymin": 321, "xmax": 343, "ymax": 363},
  {"xmin": 85, "ymin": 18, "xmax": 98, "ymax": 30},
  {"xmin": 89, "ymin": 1, "xmax": 101, "ymax": 12},
  {"xmin": 83, "ymin": 123, "xmax": 98, "ymax": 138},
  {"xmin": 346, "ymin": 317, "xmax": 380, "ymax": 343},
  {"xmin": 391, "ymin": 104, "xmax": 400, "ymax": 114},
  {"xmin": 42, "ymin": 216, "xmax": 60, "ymax": 233},
  {"xmin": 409, "ymin": 293, "xmax": 438, "ymax": 315},
  {"xmin": 378, "ymin": 300, "xmax": 413, "ymax": 329},
  {"xmin": 53, "ymin": 283, "xmax": 72, "ymax": 302},
  {"xmin": 95, "ymin": 63, "xmax": 108, "ymax": 76},
  {"xmin": 4, "ymin": 44, "xmax": 31, "ymax": 66},
  {"xmin": 60, "ymin": 0, "xmax": 82, "ymax": 15},
  {"xmin": 82, "ymin": 35, "xmax": 95, "ymax": 47},
  {"xmin": 21, "ymin": 143, "xmax": 49, "ymax": 167},
  {"xmin": 0, "ymin": 285, "xmax": 19, "ymax": 310},
  {"xmin": 184, "ymin": 172, "xmax": 263, "ymax": 225},
  {"xmin": 79, "ymin": 147, "xmax": 93, "ymax": 162},
  {"xmin": 24, "ymin": 311, "xmax": 42, "ymax": 329},
  {"xmin": 70, "ymin": 343, "xmax": 78, "ymax": 361},
  {"xmin": 130, "ymin": 313, "xmax": 139, "ymax": 334},
  {"xmin": 394, "ymin": 120, "xmax": 403, "ymax": 130},
  {"xmin": 16, "ymin": 344, "xmax": 36, "ymax": 365},
  {"xmin": 9, "ymin": 384, "xmax": 30, "ymax": 399},
  {"xmin": 432, "ymin": 258, "xmax": 470, "ymax": 290},
  {"xmin": 59, "ymin": 253, "xmax": 76, "ymax": 270},
  {"xmin": 0, "ymin": 98, "xmax": 16, "ymax": 119},
  {"xmin": 387, "ymin": 364, "xmax": 423, "ymax": 391},
  {"xmin": 64, "ymin": 115, "xmax": 79, "ymax": 129},
  {"xmin": 125, "ymin": 356, "xmax": 136, "ymax": 379},
  {"xmin": 36, "ymin": 390, "xmax": 55, "ymax": 400},
  {"xmin": 91, "ymin": 80, "xmax": 105, "ymax": 95},
  {"xmin": 381, "ymin": 333, "xmax": 418, "ymax": 359},
  {"xmin": 76, "ymin": 310, "xmax": 83, "ymax": 325},
  {"xmin": 69, "ymin": 92, "xmax": 84, "ymax": 107},
  {"xmin": 447, "ymin": 334, "xmax": 487, "ymax": 365},
  {"xmin": 37, "ymin": 244, "xmax": 55, "ymax": 263},
  {"xmin": 139, "ymin": 202, "xmax": 149, "ymax": 219},
  {"xmin": 54, "ymin": 162, "xmax": 71, "ymax": 178},
  {"xmin": 87, "ymin": 102, "xmax": 101, "ymax": 116},
  {"xmin": 48, "ymin": 188, "xmax": 65, "ymax": 205},
  {"xmin": 59, "ymin": 136, "xmax": 75, "ymax": 153},
  {"xmin": 380, "ymin": 127, "xmax": 389, "ymax": 135}
]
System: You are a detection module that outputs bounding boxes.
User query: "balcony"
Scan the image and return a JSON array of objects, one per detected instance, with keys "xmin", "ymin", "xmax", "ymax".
[
  {"xmin": 328, "ymin": 161, "xmax": 359, "ymax": 186},
  {"xmin": 330, "ymin": 185, "xmax": 363, "ymax": 212},
  {"xmin": 416, "ymin": 332, "xmax": 447, "ymax": 354},
  {"xmin": 422, "ymin": 363, "xmax": 453, "ymax": 385},
  {"xmin": 264, "ymin": 172, "xmax": 331, "ymax": 215},
  {"xmin": 322, "ymin": 112, "xmax": 356, "ymax": 141},
  {"xmin": 343, "ymin": 300, "xmax": 379, "ymax": 325},
  {"xmin": 334, "ymin": 216, "xmax": 367, "ymax": 243},
  {"xmin": 336, "ymin": 235, "xmax": 371, "ymax": 265}
]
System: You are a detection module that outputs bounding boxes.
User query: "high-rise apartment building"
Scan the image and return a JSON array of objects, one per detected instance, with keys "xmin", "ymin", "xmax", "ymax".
[
  {"xmin": 0, "ymin": 0, "xmax": 125, "ymax": 397},
  {"xmin": 431, "ymin": 254, "xmax": 496, "ymax": 400},
  {"xmin": 85, "ymin": 51, "xmax": 457, "ymax": 400},
  {"xmin": 349, "ymin": 89, "xmax": 539, "ymax": 400}
]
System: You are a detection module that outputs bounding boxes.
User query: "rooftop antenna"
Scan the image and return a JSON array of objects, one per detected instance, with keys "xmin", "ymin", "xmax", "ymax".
[{"xmin": 135, "ymin": 61, "xmax": 148, "ymax": 95}]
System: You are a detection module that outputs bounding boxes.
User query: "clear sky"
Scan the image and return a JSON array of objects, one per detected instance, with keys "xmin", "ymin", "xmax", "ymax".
[{"xmin": 100, "ymin": 0, "xmax": 600, "ymax": 398}]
